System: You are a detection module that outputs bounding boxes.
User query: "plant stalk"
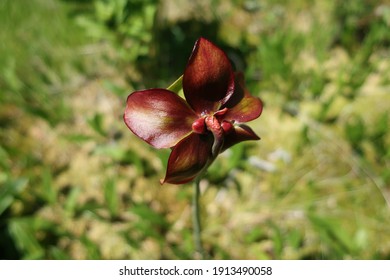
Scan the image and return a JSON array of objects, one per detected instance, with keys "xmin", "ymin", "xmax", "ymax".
[{"xmin": 192, "ymin": 177, "xmax": 204, "ymax": 259}]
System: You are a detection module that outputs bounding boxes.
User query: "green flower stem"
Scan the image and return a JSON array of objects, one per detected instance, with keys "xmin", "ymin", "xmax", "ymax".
[{"xmin": 192, "ymin": 177, "xmax": 204, "ymax": 259}]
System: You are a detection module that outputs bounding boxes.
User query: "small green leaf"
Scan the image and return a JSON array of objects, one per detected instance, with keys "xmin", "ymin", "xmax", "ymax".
[
  {"xmin": 167, "ymin": 75, "xmax": 184, "ymax": 98},
  {"xmin": 0, "ymin": 178, "xmax": 28, "ymax": 215},
  {"xmin": 130, "ymin": 203, "xmax": 168, "ymax": 228},
  {"xmin": 42, "ymin": 168, "xmax": 56, "ymax": 205},
  {"xmin": 80, "ymin": 235, "xmax": 101, "ymax": 259},
  {"xmin": 308, "ymin": 213, "xmax": 356, "ymax": 256},
  {"xmin": 87, "ymin": 113, "xmax": 107, "ymax": 137},
  {"xmin": 64, "ymin": 187, "xmax": 81, "ymax": 216},
  {"xmin": 8, "ymin": 218, "xmax": 44, "ymax": 259},
  {"xmin": 269, "ymin": 222, "xmax": 283, "ymax": 258},
  {"xmin": 104, "ymin": 178, "xmax": 118, "ymax": 218},
  {"xmin": 345, "ymin": 115, "xmax": 365, "ymax": 154},
  {"xmin": 244, "ymin": 227, "xmax": 265, "ymax": 243}
]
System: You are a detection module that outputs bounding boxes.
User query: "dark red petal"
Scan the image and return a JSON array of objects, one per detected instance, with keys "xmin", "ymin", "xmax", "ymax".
[
  {"xmin": 221, "ymin": 120, "xmax": 234, "ymax": 135},
  {"xmin": 223, "ymin": 72, "xmax": 263, "ymax": 123},
  {"xmin": 161, "ymin": 133, "xmax": 213, "ymax": 184},
  {"xmin": 192, "ymin": 117, "xmax": 207, "ymax": 134},
  {"xmin": 183, "ymin": 37, "xmax": 235, "ymax": 115},
  {"xmin": 124, "ymin": 89, "xmax": 197, "ymax": 149},
  {"xmin": 221, "ymin": 124, "xmax": 260, "ymax": 152}
]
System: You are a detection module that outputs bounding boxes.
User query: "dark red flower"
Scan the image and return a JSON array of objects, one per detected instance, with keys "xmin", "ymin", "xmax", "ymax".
[{"xmin": 124, "ymin": 37, "xmax": 263, "ymax": 184}]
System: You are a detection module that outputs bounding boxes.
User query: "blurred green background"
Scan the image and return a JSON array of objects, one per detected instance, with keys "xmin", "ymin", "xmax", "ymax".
[{"xmin": 1, "ymin": 0, "xmax": 389, "ymax": 259}]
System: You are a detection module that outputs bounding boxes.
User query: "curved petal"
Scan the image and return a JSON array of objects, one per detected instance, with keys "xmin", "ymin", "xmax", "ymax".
[
  {"xmin": 222, "ymin": 72, "xmax": 263, "ymax": 123},
  {"xmin": 124, "ymin": 89, "xmax": 197, "ymax": 149},
  {"xmin": 221, "ymin": 124, "xmax": 260, "ymax": 152},
  {"xmin": 161, "ymin": 133, "xmax": 213, "ymax": 184},
  {"xmin": 183, "ymin": 37, "xmax": 235, "ymax": 115}
]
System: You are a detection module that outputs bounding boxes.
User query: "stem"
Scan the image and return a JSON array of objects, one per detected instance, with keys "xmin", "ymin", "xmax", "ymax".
[{"xmin": 192, "ymin": 177, "xmax": 204, "ymax": 259}]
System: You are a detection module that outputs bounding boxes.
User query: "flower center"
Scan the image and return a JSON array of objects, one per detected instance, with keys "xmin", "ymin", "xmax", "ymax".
[{"xmin": 191, "ymin": 108, "xmax": 233, "ymax": 136}]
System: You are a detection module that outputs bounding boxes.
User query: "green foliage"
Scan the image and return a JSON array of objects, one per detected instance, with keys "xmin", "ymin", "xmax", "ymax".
[
  {"xmin": 345, "ymin": 115, "xmax": 365, "ymax": 155},
  {"xmin": 308, "ymin": 214, "xmax": 357, "ymax": 258},
  {"xmin": 0, "ymin": 0, "xmax": 87, "ymax": 125},
  {"xmin": 76, "ymin": 0, "xmax": 158, "ymax": 63},
  {"xmin": 1, "ymin": 0, "xmax": 389, "ymax": 260},
  {"xmin": 0, "ymin": 179, "xmax": 28, "ymax": 216},
  {"xmin": 104, "ymin": 178, "xmax": 119, "ymax": 218}
]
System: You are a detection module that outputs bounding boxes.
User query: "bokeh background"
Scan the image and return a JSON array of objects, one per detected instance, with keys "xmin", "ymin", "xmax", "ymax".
[{"xmin": 1, "ymin": 0, "xmax": 389, "ymax": 259}]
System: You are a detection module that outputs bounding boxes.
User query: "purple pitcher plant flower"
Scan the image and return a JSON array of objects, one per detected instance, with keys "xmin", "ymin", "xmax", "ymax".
[{"xmin": 124, "ymin": 37, "xmax": 263, "ymax": 184}]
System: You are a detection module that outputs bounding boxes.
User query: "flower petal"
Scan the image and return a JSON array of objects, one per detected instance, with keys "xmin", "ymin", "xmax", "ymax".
[
  {"xmin": 183, "ymin": 37, "xmax": 235, "ymax": 114},
  {"xmin": 222, "ymin": 72, "xmax": 263, "ymax": 123},
  {"xmin": 221, "ymin": 124, "xmax": 260, "ymax": 152},
  {"xmin": 124, "ymin": 89, "xmax": 197, "ymax": 148},
  {"xmin": 161, "ymin": 133, "xmax": 213, "ymax": 184}
]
